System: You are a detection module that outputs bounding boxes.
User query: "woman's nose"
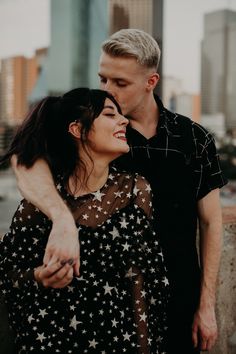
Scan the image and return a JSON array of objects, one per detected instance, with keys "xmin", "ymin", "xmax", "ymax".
[{"xmin": 119, "ymin": 115, "xmax": 129, "ymax": 126}]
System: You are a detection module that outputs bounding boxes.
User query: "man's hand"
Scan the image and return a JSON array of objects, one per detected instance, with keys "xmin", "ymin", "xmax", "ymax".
[
  {"xmin": 34, "ymin": 260, "xmax": 74, "ymax": 289},
  {"xmin": 43, "ymin": 213, "xmax": 80, "ymax": 276},
  {"xmin": 192, "ymin": 304, "xmax": 218, "ymax": 351}
]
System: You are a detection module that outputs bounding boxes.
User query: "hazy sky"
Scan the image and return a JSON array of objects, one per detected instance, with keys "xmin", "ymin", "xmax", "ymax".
[
  {"xmin": 164, "ymin": 0, "xmax": 236, "ymax": 92},
  {"xmin": 0, "ymin": 0, "xmax": 50, "ymax": 57},
  {"xmin": 0, "ymin": 0, "xmax": 236, "ymax": 93}
]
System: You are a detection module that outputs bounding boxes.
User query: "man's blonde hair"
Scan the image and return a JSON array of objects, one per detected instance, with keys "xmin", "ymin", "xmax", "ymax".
[{"xmin": 102, "ymin": 29, "xmax": 161, "ymax": 70}]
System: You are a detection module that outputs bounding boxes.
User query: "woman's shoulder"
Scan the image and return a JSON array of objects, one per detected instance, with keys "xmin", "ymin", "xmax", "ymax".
[
  {"xmin": 109, "ymin": 167, "xmax": 151, "ymax": 195},
  {"xmin": 110, "ymin": 166, "xmax": 148, "ymax": 182}
]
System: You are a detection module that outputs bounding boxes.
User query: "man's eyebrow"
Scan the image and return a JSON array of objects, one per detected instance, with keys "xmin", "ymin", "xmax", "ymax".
[{"xmin": 98, "ymin": 73, "xmax": 127, "ymax": 81}]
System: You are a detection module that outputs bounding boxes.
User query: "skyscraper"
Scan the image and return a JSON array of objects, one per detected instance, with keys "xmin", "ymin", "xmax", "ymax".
[
  {"xmin": 31, "ymin": 0, "xmax": 163, "ymax": 100},
  {"xmin": 0, "ymin": 56, "xmax": 38, "ymax": 126},
  {"xmin": 201, "ymin": 9, "xmax": 236, "ymax": 130},
  {"xmin": 45, "ymin": 0, "xmax": 108, "ymax": 95}
]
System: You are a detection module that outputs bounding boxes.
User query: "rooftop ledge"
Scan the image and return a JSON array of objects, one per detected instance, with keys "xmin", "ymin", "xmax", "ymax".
[
  {"xmin": 212, "ymin": 205, "xmax": 236, "ymax": 354},
  {"xmin": 222, "ymin": 205, "xmax": 236, "ymax": 224}
]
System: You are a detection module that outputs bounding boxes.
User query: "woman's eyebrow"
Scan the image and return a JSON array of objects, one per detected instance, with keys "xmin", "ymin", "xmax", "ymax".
[{"xmin": 103, "ymin": 105, "xmax": 115, "ymax": 110}]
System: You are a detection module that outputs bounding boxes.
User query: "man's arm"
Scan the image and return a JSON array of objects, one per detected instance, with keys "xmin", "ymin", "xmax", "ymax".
[
  {"xmin": 11, "ymin": 155, "xmax": 80, "ymax": 276},
  {"xmin": 192, "ymin": 188, "xmax": 222, "ymax": 351}
]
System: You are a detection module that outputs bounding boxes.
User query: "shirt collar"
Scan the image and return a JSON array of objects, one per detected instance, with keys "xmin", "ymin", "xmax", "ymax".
[
  {"xmin": 154, "ymin": 95, "xmax": 176, "ymax": 136},
  {"xmin": 126, "ymin": 95, "xmax": 176, "ymax": 137}
]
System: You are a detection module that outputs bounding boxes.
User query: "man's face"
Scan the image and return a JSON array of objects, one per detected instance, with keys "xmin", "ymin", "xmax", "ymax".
[{"xmin": 98, "ymin": 52, "xmax": 151, "ymax": 117}]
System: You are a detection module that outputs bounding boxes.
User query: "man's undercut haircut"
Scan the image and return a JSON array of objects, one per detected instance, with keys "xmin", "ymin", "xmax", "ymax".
[{"xmin": 102, "ymin": 28, "xmax": 161, "ymax": 70}]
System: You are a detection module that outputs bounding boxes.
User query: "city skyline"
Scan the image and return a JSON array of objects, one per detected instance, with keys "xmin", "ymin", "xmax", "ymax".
[{"xmin": 0, "ymin": 0, "xmax": 236, "ymax": 93}]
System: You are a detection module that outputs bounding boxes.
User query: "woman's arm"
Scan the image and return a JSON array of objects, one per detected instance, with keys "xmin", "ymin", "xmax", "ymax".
[{"xmin": 11, "ymin": 155, "xmax": 80, "ymax": 275}]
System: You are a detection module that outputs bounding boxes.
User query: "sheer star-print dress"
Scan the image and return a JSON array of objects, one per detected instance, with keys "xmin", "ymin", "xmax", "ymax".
[{"xmin": 0, "ymin": 170, "xmax": 169, "ymax": 354}]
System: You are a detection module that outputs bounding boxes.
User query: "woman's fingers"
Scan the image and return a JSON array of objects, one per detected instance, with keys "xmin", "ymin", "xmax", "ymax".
[{"xmin": 36, "ymin": 261, "xmax": 73, "ymax": 288}]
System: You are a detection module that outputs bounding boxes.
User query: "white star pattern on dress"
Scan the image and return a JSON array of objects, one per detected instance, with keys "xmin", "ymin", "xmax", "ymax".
[
  {"xmin": 109, "ymin": 226, "xmax": 120, "ymax": 240},
  {"xmin": 119, "ymin": 217, "xmax": 128, "ymax": 228},
  {"xmin": 125, "ymin": 267, "xmax": 138, "ymax": 278},
  {"xmin": 27, "ymin": 314, "xmax": 35, "ymax": 323},
  {"xmin": 103, "ymin": 282, "xmax": 114, "ymax": 295},
  {"xmin": 162, "ymin": 276, "xmax": 169, "ymax": 286},
  {"xmin": 92, "ymin": 190, "xmax": 105, "ymax": 201},
  {"xmin": 111, "ymin": 318, "xmax": 119, "ymax": 327},
  {"xmin": 36, "ymin": 333, "xmax": 46, "ymax": 343},
  {"xmin": 122, "ymin": 242, "xmax": 130, "ymax": 251},
  {"xmin": 139, "ymin": 312, "xmax": 147, "ymax": 322},
  {"xmin": 123, "ymin": 332, "xmax": 131, "ymax": 341},
  {"xmin": 69, "ymin": 315, "xmax": 82, "ymax": 330},
  {"xmin": 88, "ymin": 338, "xmax": 98, "ymax": 348},
  {"xmin": 39, "ymin": 309, "xmax": 48, "ymax": 318}
]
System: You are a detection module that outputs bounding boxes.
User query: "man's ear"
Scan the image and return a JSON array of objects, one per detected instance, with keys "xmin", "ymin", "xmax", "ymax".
[
  {"xmin": 68, "ymin": 121, "xmax": 81, "ymax": 139},
  {"xmin": 146, "ymin": 72, "xmax": 160, "ymax": 92}
]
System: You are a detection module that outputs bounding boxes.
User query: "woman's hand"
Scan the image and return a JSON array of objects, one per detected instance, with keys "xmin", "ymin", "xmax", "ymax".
[
  {"xmin": 34, "ymin": 260, "xmax": 74, "ymax": 288},
  {"xmin": 43, "ymin": 212, "xmax": 80, "ymax": 276}
]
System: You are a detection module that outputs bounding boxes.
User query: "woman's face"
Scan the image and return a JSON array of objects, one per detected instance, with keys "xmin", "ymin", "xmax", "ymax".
[{"xmin": 87, "ymin": 98, "xmax": 129, "ymax": 160}]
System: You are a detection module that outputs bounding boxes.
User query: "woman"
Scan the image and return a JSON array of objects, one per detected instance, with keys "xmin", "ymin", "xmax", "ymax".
[{"xmin": 0, "ymin": 88, "xmax": 169, "ymax": 353}]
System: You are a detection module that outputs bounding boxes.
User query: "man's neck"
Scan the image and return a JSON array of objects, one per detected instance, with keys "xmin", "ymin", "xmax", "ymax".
[{"xmin": 129, "ymin": 95, "xmax": 159, "ymax": 139}]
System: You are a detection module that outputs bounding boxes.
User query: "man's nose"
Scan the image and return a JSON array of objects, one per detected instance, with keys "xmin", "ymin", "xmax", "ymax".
[{"xmin": 105, "ymin": 82, "xmax": 116, "ymax": 97}]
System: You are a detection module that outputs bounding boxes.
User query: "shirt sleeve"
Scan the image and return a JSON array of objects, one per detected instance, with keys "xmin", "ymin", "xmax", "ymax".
[
  {"xmin": 196, "ymin": 129, "xmax": 228, "ymax": 200},
  {"xmin": 0, "ymin": 199, "xmax": 50, "ymax": 297}
]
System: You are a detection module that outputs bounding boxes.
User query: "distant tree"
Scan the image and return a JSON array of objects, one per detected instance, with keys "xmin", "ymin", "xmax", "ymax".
[{"xmin": 218, "ymin": 142, "xmax": 236, "ymax": 180}]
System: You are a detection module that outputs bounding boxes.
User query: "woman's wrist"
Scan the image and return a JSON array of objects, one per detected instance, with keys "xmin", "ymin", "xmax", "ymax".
[{"xmin": 33, "ymin": 267, "xmax": 41, "ymax": 283}]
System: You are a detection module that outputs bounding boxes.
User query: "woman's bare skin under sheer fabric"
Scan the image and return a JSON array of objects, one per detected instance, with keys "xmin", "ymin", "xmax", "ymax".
[{"xmin": 0, "ymin": 169, "xmax": 169, "ymax": 353}]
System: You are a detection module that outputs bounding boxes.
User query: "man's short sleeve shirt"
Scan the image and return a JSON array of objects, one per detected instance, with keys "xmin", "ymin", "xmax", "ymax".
[{"xmin": 116, "ymin": 95, "xmax": 227, "ymax": 202}]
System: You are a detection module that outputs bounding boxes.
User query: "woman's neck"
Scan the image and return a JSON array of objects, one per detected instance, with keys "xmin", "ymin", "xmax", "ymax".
[{"xmin": 69, "ymin": 160, "xmax": 109, "ymax": 197}]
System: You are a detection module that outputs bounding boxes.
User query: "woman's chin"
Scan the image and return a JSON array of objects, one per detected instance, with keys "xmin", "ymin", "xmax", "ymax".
[{"xmin": 116, "ymin": 145, "xmax": 130, "ymax": 158}]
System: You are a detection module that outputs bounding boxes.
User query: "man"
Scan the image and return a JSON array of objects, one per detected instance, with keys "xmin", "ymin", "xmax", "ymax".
[{"xmin": 12, "ymin": 29, "xmax": 226, "ymax": 353}]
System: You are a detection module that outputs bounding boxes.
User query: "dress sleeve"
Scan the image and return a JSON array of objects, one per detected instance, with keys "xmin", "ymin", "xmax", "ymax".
[
  {"xmin": 0, "ymin": 199, "xmax": 50, "ymax": 295},
  {"xmin": 195, "ymin": 130, "xmax": 227, "ymax": 200},
  {"xmin": 132, "ymin": 174, "xmax": 153, "ymax": 219}
]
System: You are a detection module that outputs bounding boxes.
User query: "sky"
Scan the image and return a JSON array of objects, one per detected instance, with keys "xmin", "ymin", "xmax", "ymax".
[
  {"xmin": 0, "ymin": 0, "xmax": 236, "ymax": 93},
  {"xmin": 163, "ymin": 0, "xmax": 236, "ymax": 92},
  {"xmin": 0, "ymin": 0, "xmax": 50, "ymax": 58}
]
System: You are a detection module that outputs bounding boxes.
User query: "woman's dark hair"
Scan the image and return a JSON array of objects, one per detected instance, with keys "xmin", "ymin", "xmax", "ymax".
[{"xmin": 0, "ymin": 88, "xmax": 122, "ymax": 179}]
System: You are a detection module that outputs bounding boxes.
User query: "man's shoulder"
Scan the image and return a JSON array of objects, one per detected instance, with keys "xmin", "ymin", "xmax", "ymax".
[{"xmin": 165, "ymin": 108, "xmax": 213, "ymax": 142}]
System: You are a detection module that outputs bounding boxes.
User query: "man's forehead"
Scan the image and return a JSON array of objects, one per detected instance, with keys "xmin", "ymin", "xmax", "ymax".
[{"xmin": 98, "ymin": 58, "xmax": 138, "ymax": 80}]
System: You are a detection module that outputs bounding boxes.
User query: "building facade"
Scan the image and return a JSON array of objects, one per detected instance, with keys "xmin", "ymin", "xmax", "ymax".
[
  {"xmin": 0, "ymin": 56, "xmax": 38, "ymax": 126},
  {"xmin": 43, "ymin": 0, "xmax": 108, "ymax": 96},
  {"xmin": 32, "ymin": 0, "xmax": 163, "ymax": 100},
  {"xmin": 0, "ymin": 48, "xmax": 47, "ymax": 126},
  {"xmin": 201, "ymin": 10, "xmax": 236, "ymax": 130}
]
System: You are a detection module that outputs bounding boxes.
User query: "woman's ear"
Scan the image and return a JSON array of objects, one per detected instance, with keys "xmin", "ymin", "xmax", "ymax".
[{"xmin": 68, "ymin": 121, "xmax": 81, "ymax": 139}]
